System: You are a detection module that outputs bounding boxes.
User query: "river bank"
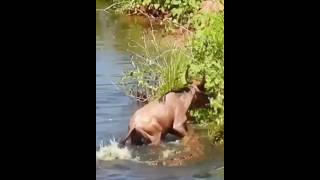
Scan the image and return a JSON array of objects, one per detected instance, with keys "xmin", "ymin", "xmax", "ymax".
[{"xmin": 108, "ymin": 0, "xmax": 224, "ymax": 144}]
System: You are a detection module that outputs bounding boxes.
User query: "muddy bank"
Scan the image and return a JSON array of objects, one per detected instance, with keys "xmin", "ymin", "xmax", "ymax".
[
  {"xmin": 144, "ymin": 127, "xmax": 218, "ymax": 167},
  {"xmin": 158, "ymin": 131, "xmax": 206, "ymax": 166}
]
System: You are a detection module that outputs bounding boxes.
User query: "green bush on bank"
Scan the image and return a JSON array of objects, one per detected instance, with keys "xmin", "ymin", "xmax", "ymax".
[
  {"xmin": 189, "ymin": 11, "xmax": 224, "ymax": 143},
  {"xmin": 113, "ymin": 0, "xmax": 202, "ymax": 24}
]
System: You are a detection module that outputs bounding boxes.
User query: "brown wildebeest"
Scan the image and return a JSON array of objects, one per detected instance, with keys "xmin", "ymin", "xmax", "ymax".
[{"xmin": 120, "ymin": 67, "xmax": 210, "ymax": 146}]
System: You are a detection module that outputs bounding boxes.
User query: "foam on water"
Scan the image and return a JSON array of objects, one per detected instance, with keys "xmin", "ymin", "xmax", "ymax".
[
  {"xmin": 96, "ymin": 138, "xmax": 139, "ymax": 161},
  {"xmin": 167, "ymin": 140, "xmax": 181, "ymax": 145},
  {"xmin": 162, "ymin": 149, "xmax": 176, "ymax": 159},
  {"xmin": 96, "ymin": 137, "xmax": 204, "ymax": 167}
]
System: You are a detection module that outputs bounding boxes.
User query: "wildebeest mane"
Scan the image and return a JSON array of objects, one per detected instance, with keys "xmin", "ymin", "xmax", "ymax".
[{"xmin": 158, "ymin": 86, "xmax": 191, "ymax": 103}]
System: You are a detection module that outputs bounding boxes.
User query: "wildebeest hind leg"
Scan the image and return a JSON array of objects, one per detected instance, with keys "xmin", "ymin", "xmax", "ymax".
[
  {"xmin": 135, "ymin": 127, "xmax": 153, "ymax": 144},
  {"xmin": 149, "ymin": 132, "xmax": 161, "ymax": 146},
  {"xmin": 131, "ymin": 130, "xmax": 143, "ymax": 145}
]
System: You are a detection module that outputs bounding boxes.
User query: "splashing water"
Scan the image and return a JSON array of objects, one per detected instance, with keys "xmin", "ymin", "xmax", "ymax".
[
  {"xmin": 96, "ymin": 135, "xmax": 206, "ymax": 167},
  {"xmin": 96, "ymin": 138, "xmax": 139, "ymax": 161},
  {"xmin": 167, "ymin": 140, "xmax": 181, "ymax": 145},
  {"xmin": 162, "ymin": 149, "xmax": 176, "ymax": 159}
]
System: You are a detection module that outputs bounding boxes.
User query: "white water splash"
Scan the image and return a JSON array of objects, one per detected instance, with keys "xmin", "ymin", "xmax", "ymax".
[
  {"xmin": 162, "ymin": 149, "xmax": 176, "ymax": 159},
  {"xmin": 96, "ymin": 138, "xmax": 138, "ymax": 161},
  {"xmin": 167, "ymin": 140, "xmax": 181, "ymax": 145},
  {"xmin": 96, "ymin": 138, "xmax": 187, "ymax": 167}
]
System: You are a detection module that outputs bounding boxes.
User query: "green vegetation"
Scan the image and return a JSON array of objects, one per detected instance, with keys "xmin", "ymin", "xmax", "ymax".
[
  {"xmin": 121, "ymin": 33, "xmax": 191, "ymax": 102},
  {"xmin": 115, "ymin": 0, "xmax": 224, "ymax": 144},
  {"xmin": 189, "ymin": 11, "xmax": 224, "ymax": 143},
  {"xmin": 113, "ymin": 0, "xmax": 202, "ymax": 25}
]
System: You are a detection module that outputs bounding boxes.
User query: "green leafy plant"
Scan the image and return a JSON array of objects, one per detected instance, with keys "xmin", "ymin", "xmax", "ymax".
[
  {"xmin": 113, "ymin": 0, "xmax": 202, "ymax": 24},
  {"xmin": 189, "ymin": 12, "xmax": 224, "ymax": 143}
]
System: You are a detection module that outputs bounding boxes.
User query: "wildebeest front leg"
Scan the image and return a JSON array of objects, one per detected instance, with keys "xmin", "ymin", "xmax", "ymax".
[{"xmin": 172, "ymin": 115, "xmax": 188, "ymax": 138}]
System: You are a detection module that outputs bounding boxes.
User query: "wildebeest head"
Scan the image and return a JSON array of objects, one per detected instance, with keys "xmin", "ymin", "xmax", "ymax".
[{"xmin": 185, "ymin": 66, "xmax": 210, "ymax": 108}]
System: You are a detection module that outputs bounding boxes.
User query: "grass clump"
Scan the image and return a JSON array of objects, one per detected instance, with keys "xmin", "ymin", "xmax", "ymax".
[{"xmin": 121, "ymin": 32, "xmax": 191, "ymax": 102}]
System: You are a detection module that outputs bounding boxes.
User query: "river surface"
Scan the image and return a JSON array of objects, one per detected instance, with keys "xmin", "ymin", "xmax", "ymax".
[{"xmin": 96, "ymin": 1, "xmax": 223, "ymax": 179}]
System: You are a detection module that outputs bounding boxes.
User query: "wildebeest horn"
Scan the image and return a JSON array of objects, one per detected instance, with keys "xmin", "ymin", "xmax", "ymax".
[
  {"xmin": 198, "ymin": 71, "xmax": 206, "ymax": 90},
  {"xmin": 185, "ymin": 65, "xmax": 192, "ymax": 84}
]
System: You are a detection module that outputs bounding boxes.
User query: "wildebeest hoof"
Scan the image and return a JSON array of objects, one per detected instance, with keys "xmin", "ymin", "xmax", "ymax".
[{"xmin": 117, "ymin": 143, "xmax": 125, "ymax": 148}]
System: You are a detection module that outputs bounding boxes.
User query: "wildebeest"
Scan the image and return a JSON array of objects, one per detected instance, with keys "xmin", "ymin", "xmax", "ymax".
[{"xmin": 120, "ymin": 67, "xmax": 210, "ymax": 146}]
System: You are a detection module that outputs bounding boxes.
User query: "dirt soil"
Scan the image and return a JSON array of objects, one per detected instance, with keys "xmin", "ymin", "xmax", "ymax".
[{"xmin": 153, "ymin": 128, "xmax": 208, "ymax": 167}]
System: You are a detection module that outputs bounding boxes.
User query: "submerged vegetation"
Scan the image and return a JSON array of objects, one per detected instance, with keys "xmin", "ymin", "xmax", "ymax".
[{"xmin": 109, "ymin": 0, "xmax": 224, "ymax": 144}]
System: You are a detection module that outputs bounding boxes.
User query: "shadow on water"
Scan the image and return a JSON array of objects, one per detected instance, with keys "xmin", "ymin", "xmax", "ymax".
[{"xmin": 96, "ymin": 0, "xmax": 223, "ymax": 179}]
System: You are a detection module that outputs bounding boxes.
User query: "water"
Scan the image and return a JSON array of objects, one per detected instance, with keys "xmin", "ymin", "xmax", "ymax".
[{"xmin": 96, "ymin": 1, "xmax": 223, "ymax": 179}]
